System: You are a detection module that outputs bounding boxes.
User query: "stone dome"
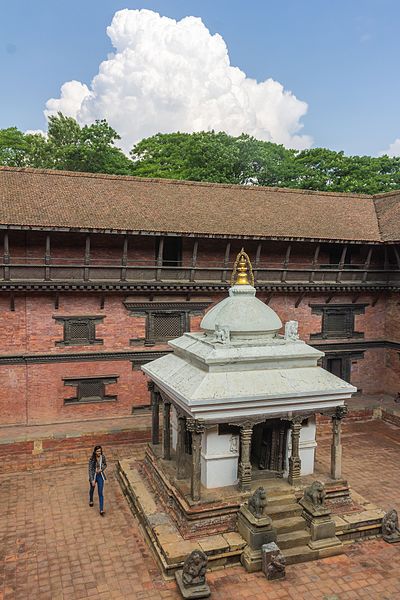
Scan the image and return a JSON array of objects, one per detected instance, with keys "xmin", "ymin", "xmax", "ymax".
[{"xmin": 201, "ymin": 284, "xmax": 282, "ymax": 338}]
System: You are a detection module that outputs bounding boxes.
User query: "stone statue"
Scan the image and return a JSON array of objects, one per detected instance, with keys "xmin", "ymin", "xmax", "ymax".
[
  {"xmin": 266, "ymin": 550, "xmax": 286, "ymax": 580},
  {"xmin": 382, "ymin": 509, "xmax": 400, "ymax": 543},
  {"xmin": 285, "ymin": 320, "xmax": 299, "ymax": 341},
  {"xmin": 214, "ymin": 324, "xmax": 230, "ymax": 344},
  {"xmin": 248, "ymin": 486, "xmax": 268, "ymax": 518},
  {"xmin": 181, "ymin": 550, "xmax": 208, "ymax": 587},
  {"xmin": 303, "ymin": 481, "xmax": 326, "ymax": 508}
]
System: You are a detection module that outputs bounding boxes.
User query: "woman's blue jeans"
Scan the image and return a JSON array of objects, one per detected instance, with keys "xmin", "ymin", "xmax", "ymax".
[{"xmin": 89, "ymin": 473, "xmax": 104, "ymax": 511}]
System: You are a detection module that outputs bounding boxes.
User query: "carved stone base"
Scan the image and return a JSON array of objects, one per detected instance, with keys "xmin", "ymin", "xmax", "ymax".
[
  {"xmin": 240, "ymin": 546, "xmax": 264, "ymax": 573},
  {"xmin": 300, "ymin": 499, "xmax": 342, "ymax": 551},
  {"xmin": 237, "ymin": 505, "xmax": 276, "ymax": 551},
  {"xmin": 175, "ymin": 571, "xmax": 211, "ymax": 599},
  {"xmin": 383, "ymin": 533, "xmax": 400, "ymax": 544}
]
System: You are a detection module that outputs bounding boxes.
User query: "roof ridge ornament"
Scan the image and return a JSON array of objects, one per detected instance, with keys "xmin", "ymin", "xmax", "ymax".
[{"xmin": 231, "ymin": 248, "xmax": 254, "ymax": 286}]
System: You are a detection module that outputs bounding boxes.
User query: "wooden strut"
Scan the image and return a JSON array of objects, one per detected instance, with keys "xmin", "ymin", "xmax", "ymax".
[
  {"xmin": 295, "ymin": 292, "xmax": 305, "ymax": 308},
  {"xmin": 45, "ymin": 234, "xmax": 51, "ymax": 281},
  {"xmin": 265, "ymin": 292, "xmax": 273, "ymax": 305},
  {"xmin": 190, "ymin": 239, "xmax": 198, "ymax": 282},
  {"xmin": 221, "ymin": 241, "xmax": 231, "ymax": 282},
  {"xmin": 121, "ymin": 235, "xmax": 128, "ymax": 281},
  {"xmin": 156, "ymin": 237, "xmax": 164, "ymax": 281}
]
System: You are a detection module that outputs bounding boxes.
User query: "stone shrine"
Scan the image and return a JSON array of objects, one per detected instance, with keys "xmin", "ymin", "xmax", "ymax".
[
  {"xmin": 142, "ymin": 250, "xmax": 356, "ymax": 498},
  {"xmin": 118, "ymin": 250, "xmax": 386, "ymax": 577}
]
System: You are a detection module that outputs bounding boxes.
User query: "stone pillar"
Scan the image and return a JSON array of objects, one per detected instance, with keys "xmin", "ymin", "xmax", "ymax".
[
  {"xmin": 239, "ymin": 423, "xmax": 253, "ymax": 491},
  {"xmin": 288, "ymin": 416, "xmax": 303, "ymax": 486},
  {"xmin": 187, "ymin": 419, "xmax": 205, "ymax": 501},
  {"xmin": 162, "ymin": 400, "xmax": 171, "ymax": 460},
  {"xmin": 148, "ymin": 381, "xmax": 160, "ymax": 445},
  {"xmin": 176, "ymin": 413, "xmax": 187, "ymax": 480},
  {"xmin": 331, "ymin": 405, "xmax": 348, "ymax": 480}
]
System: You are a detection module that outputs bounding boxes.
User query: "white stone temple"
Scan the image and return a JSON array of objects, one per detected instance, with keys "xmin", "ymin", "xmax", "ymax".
[{"xmin": 143, "ymin": 250, "xmax": 356, "ymax": 501}]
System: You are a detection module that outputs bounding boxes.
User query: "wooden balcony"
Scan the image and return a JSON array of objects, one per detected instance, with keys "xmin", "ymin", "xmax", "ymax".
[{"xmin": 0, "ymin": 257, "xmax": 398, "ymax": 288}]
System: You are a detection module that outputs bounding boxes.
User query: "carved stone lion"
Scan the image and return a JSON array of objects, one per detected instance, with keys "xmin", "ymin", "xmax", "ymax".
[
  {"xmin": 382, "ymin": 509, "xmax": 400, "ymax": 542},
  {"xmin": 303, "ymin": 481, "xmax": 326, "ymax": 508},
  {"xmin": 181, "ymin": 550, "xmax": 208, "ymax": 587},
  {"xmin": 248, "ymin": 486, "xmax": 268, "ymax": 518},
  {"xmin": 266, "ymin": 550, "xmax": 286, "ymax": 580}
]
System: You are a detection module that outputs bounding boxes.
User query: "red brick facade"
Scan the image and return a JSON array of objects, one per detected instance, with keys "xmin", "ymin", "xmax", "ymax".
[
  {"xmin": 1, "ymin": 170, "xmax": 400, "ymax": 427},
  {"xmin": 0, "ymin": 264, "xmax": 399, "ymax": 426}
]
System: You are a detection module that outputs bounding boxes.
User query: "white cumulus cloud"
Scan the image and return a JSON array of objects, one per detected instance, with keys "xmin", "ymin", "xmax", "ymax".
[
  {"xmin": 381, "ymin": 138, "xmax": 400, "ymax": 157},
  {"xmin": 45, "ymin": 9, "xmax": 312, "ymax": 152}
]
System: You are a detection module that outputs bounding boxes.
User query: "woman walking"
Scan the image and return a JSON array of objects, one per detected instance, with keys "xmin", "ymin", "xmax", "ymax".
[{"xmin": 88, "ymin": 445, "xmax": 107, "ymax": 516}]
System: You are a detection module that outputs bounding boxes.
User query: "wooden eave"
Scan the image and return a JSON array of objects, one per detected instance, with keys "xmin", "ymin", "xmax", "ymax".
[{"xmin": 0, "ymin": 223, "xmax": 384, "ymax": 245}]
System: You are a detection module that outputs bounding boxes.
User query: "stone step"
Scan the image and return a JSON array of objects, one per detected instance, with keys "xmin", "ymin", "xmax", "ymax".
[
  {"xmin": 277, "ymin": 529, "xmax": 310, "ymax": 550},
  {"xmin": 265, "ymin": 503, "xmax": 302, "ymax": 519},
  {"xmin": 273, "ymin": 516, "xmax": 306, "ymax": 534},
  {"xmin": 282, "ymin": 544, "xmax": 318, "ymax": 565},
  {"xmin": 265, "ymin": 493, "xmax": 297, "ymax": 507}
]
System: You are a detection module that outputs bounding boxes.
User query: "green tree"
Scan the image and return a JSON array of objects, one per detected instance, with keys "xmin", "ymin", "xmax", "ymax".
[
  {"xmin": 47, "ymin": 113, "xmax": 132, "ymax": 174},
  {"xmin": 131, "ymin": 131, "xmax": 298, "ymax": 185}
]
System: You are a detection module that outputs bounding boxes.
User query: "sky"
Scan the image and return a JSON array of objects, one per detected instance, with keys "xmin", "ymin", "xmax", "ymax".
[{"xmin": 1, "ymin": 0, "xmax": 400, "ymax": 156}]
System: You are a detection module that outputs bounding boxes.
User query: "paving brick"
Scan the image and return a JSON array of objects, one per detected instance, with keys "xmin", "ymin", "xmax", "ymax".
[{"xmin": 2, "ymin": 422, "xmax": 400, "ymax": 599}]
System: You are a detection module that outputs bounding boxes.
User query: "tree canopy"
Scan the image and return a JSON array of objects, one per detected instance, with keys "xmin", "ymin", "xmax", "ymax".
[{"xmin": 1, "ymin": 114, "xmax": 400, "ymax": 194}]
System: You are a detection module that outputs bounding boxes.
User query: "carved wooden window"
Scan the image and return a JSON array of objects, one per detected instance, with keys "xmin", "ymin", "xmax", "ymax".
[
  {"xmin": 125, "ymin": 300, "xmax": 212, "ymax": 346},
  {"xmin": 150, "ymin": 313, "xmax": 185, "ymax": 342},
  {"xmin": 63, "ymin": 375, "xmax": 118, "ymax": 404},
  {"xmin": 54, "ymin": 316, "xmax": 104, "ymax": 346},
  {"xmin": 310, "ymin": 304, "xmax": 366, "ymax": 340}
]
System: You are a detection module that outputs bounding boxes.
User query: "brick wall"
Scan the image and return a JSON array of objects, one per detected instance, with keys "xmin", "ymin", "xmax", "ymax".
[{"xmin": 0, "ymin": 231, "xmax": 396, "ymax": 427}]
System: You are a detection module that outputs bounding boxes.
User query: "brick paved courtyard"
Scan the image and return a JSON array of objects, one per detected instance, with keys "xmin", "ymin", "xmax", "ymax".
[{"xmin": 1, "ymin": 420, "xmax": 400, "ymax": 600}]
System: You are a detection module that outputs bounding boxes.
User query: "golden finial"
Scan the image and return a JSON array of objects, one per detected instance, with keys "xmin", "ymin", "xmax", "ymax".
[{"xmin": 231, "ymin": 248, "xmax": 254, "ymax": 286}]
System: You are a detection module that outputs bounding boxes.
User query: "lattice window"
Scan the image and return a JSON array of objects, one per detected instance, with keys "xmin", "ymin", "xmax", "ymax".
[
  {"xmin": 67, "ymin": 320, "xmax": 92, "ymax": 342},
  {"xmin": 153, "ymin": 314, "xmax": 182, "ymax": 339},
  {"xmin": 146, "ymin": 312, "xmax": 187, "ymax": 344},
  {"xmin": 64, "ymin": 375, "xmax": 118, "ymax": 404},
  {"xmin": 54, "ymin": 316, "xmax": 104, "ymax": 346},
  {"xmin": 78, "ymin": 379, "xmax": 104, "ymax": 401}
]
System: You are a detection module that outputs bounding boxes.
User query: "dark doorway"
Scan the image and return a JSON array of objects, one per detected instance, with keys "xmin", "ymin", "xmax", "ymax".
[
  {"xmin": 156, "ymin": 237, "xmax": 182, "ymax": 267},
  {"xmin": 325, "ymin": 355, "xmax": 351, "ymax": 382},
  {"xmin": 251, "ymin": 420, "xmax": 289, "ymax": 478}
]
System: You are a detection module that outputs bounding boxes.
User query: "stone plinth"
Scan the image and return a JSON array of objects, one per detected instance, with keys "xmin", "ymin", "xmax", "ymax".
[
  {"xmin": 237, "ymin": 504, "xmax": 277, "ymax": 572},
  {"xmin": 175, "ymin": 570, "xmax": 211, "ymax": 599},
  {"xmin": 300, "ymin": 498, "xmax": 342, "ymax": 551}
]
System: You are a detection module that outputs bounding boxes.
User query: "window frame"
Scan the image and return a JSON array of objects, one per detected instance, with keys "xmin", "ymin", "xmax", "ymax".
[
  {"xmin": 63, "ymin": 375, "xmax": 118, "ymax": 405},
  {"xmin": 310, "ymin": 304, "xmax": 366, "ymax": 340},
  {"xmin": 54, "ymin": 316, "xmax": 104, "ymax": 347}
]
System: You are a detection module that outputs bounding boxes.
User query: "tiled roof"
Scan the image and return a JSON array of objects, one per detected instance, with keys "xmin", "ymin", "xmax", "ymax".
[
  {"xmin": 374, "ymin": 191, "xmax": 400, "ymax": 242},
  {"xmin": 0, "ymin": 166, "xmax": 390, "ymax": 242}
]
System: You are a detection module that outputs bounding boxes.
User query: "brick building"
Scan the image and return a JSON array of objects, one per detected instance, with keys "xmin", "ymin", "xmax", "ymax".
[{"xmin": 0, "ymin": 165, "xmax": 399, "ymax": 428}]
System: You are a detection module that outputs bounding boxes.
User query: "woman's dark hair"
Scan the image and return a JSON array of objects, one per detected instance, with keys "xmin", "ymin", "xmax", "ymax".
[{"xmin": 91, "ymin": 445, "xmax": 103, "ymax": 461}]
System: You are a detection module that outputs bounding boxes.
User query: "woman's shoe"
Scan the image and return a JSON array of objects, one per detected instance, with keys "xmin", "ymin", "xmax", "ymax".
[
  {"xmin": 89, "ymin": 501, "xmax": 94, "ymax": 507},
  {"xmin": 100, "ymin": 510, "xmax": 105, "ymax": 516}
]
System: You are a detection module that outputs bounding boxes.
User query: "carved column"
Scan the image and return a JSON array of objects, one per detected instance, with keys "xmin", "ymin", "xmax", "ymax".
[
  {"xmin": 147, "ymin": 381, "xmax": 160, "ymax": 445},
  {"xmin": 187, "ymin": 419, "xmax": 205, "ymax": 501},
  {"xmin": 331, "ymin": 405, "xmax": 348, "ymax": 480},
  {"xmin": 176, "ymin": 413, "xmax": 187, "ymax": 479},
  {"xmin": 162, "ymin": 400, "xmax": 171, "ymax": 460},
  {"xmin": 288, "ymin": 416, "xmax": 303, "ymax": 486},
  {"xmin": 239, "ymin": 423, "xmax": 253, "ymax": 491}
]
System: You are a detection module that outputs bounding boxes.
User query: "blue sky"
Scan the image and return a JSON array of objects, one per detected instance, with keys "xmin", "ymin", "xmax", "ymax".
[{"xmin": 1, "ymin": 0, "xmax": 399, "ymax": 155}]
